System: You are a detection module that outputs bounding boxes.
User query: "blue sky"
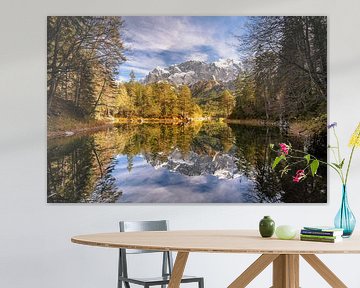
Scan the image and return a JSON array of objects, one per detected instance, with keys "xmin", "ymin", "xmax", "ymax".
[{"xmin": 118, "ymin": 16, "xmax": 247, "ymax": 81}]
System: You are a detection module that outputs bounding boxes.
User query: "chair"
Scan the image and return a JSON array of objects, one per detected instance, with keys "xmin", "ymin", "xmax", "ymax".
[{"xmin": 118, "ymin": 220, "xmax": 204, "ymax": 288}]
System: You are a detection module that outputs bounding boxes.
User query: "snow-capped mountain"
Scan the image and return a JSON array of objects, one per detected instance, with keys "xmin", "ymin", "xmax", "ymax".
[{"xmin": 144, "ymin": 59, "xmax": 242, "ymax": 85}]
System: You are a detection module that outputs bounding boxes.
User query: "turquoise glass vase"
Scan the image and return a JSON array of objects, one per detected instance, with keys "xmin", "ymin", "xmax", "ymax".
[{"xmin": 334, "ymin": 185, "xmax": 356, "ymax": 237}]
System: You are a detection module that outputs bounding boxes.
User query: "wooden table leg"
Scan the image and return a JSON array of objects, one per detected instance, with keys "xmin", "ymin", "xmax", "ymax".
[
  {"xmin": 301, "ymin": 254, "xmax": 347, "ymax": 288},
  {"xmin": 168, "ymin": 252, "xmax": 189, "ymax": 288},
  {"xmin": 272, "ymin": 254, "xmax": 299, "ymax": 288},
  {"xmin": 228, "ymin": 254, "xmax": 279, "ymax": 288}
]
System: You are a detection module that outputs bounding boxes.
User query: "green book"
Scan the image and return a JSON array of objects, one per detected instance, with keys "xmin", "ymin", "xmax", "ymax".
[
  {"xmin": 300, "ymin": 236, "xmax": 342, "ymax": 243},
  {"xmin": 300, "ymin": 234, "xmax": 339, "ymax": 240}
]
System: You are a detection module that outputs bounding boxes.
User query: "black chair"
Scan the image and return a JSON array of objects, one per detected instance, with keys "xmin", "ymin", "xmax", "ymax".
[{"xmin": 118, "ymin": 220, "xmax": 204, "ymax": 288}]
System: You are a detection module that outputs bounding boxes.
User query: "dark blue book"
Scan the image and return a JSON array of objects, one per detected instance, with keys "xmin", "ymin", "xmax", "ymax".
[{"xmin": 301, "ymin": 227, "xmax": 343, "ymax": 237}]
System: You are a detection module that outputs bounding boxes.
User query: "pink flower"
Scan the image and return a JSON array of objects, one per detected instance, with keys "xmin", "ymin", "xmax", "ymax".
[
  {"xmin": 293, "ymin": 170, "xmax": 306, "ymax": 183},
  {"xmin": 296, "ymin": 169, "xmax": 305, "ymax": 176},
  {"xmin": 279, "ymin": 143, "xmax": 289, "ymax": 155}
]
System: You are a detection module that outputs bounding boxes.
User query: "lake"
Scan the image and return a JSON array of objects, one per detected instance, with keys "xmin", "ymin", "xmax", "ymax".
[{"xmin": 47, "ymin": 122, "xmax": 327, "ymax": 203}]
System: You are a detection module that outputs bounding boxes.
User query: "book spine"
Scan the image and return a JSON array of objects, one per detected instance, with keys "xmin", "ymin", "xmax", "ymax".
[
  {"xmin": 301, "ymin": 230, "xmax": 335, "ymax": 236},
  {"xmin": 300, "ymin": 237, "xmax": 337, "ymax": 243},
  {"xmin": 300, "ymin": 234, "xmax": 337, "ymax": 240}
]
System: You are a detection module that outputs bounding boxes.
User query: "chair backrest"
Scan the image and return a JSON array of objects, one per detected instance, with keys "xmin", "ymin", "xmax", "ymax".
[
  {"xmin": 120, "ymin": 220, "xmax": 168, "ymax": 232},
  {"xmin": 119, "ymin": 220, "xmax": 169, "ymax": 254},
  {"xmin": 118, "ymin": 220, "xmax": 173, "ymax": 282}
]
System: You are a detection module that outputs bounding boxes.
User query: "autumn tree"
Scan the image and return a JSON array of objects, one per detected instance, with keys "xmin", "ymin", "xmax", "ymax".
[
  {"xmin": 220, "ymin": 90, "xmax": 236, "ymax": 117},
  {"xmin": 178, "ymin": 85, "xmax": 193, "ymax": 118},
  {"xmin": 47, "ymin": 16, "xmax": 126, "ymax": 119}
]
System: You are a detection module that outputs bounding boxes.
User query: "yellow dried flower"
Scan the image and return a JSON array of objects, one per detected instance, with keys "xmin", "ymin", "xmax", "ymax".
[{"xmin": 349, "ymin": 122, "xmax": 360, "ymax": 147}]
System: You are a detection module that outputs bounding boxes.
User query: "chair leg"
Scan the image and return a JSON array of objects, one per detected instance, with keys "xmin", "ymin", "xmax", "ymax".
[{"xmin": 198, "ymin": 278, "xmax": 204, "ymax": 288}]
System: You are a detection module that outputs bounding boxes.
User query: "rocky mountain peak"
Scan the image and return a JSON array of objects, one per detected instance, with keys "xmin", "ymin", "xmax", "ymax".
[{"xmin": 144, "ymin": 59, "xmax": 242, "ymax": 86}]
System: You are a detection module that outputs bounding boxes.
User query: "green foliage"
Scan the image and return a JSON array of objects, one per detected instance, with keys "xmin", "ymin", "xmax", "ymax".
[
  {"xmin": 231, "ymin": 16, "xmax": 327, "ymax": 122},
  {"xmin": 220, "ymin": 90, "xmax": 236, "ymax": 117},
  {"xmin": 47, "ymin": 16, "xmax": 126, "ymax": 120},
  {"xmin": 310, "ymin": 159, "xmax": 320, "ymax": 176},
  {"xmin": 231, "ymin": 73, "xmax": 257, "ymax": 119},
  {"xmin": 272, "ymin": 155, "xmax": 286, "ymax": 169}
]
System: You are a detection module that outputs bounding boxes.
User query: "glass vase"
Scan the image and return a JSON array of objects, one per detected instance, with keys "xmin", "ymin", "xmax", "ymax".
[{"xmin": 334, "ymin": 185, "xmax": 356, "ymax": 237}]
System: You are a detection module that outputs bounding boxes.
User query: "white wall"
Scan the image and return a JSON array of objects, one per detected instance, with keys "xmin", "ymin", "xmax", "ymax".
[{"xmin": 1, "ymin": 0, "xmax": 360, "ymax": 287}]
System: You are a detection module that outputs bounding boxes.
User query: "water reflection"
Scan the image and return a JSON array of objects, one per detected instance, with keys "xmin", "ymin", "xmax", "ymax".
[{"xmin": 47, "ymin": 122, "xmax": 327, "ymax": 203}]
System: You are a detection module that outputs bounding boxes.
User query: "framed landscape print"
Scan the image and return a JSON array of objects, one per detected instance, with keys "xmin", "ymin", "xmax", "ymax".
[{"xmin": 47, "ymin": 16, "xmax": 327, "ymax": 203}]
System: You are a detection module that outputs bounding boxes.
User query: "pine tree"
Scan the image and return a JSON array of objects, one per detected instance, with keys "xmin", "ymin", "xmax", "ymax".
[
  {"xmin": 178, "ymin": 85, "xmax": 192, "ymax": 118},
  {"xmin": 221, "ymin": 90, "xmax": 236, "ymax": 117}
]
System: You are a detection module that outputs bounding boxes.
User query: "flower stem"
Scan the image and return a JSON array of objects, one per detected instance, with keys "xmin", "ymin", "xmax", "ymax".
[
  {"xmin": 333, "ymin": 127, "xmax": 342, "ymax": 163},
  {"xmin": 332, "ymin": 127, "xmax": 345, "ymax": 182},
  {"xmin": 318, "ymin": 159, "xmax": 344, "ymax": 183},
  {"xmin": 345, "ymin": 145, "xmax": 356, "ymax": 185}
]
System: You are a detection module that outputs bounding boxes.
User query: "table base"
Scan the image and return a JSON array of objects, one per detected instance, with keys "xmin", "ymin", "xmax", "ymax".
[{"xmin": 168, "ymin": 252, "xmax": 348, "ymax": 288}]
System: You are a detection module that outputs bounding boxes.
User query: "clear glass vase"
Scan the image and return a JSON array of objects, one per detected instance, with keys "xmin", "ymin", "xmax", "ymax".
[{"xmin": 334, "ymin": 185, "xmax": 356, "ymax": 237}]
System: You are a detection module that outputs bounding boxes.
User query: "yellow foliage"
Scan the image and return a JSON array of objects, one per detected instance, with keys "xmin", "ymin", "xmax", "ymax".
[{"xmin": 349, "ymin": 122, "xmax": 360, "ymax": 148}]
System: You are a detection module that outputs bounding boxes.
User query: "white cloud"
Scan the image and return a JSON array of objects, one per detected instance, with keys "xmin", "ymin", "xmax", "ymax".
[
  {"xmin": 215, "ymin": 40, "xmax": 240, "ymax": 61},
  {"xmin": 120, "ymin": 16, "xmax": 242, "ymax": 79},
  {"xmin": 184, "ymin": 52, "xmax": 209, "ymax": 62},
  {"xmin": 123, "ymin": 16, "xmax": 214, "ymax": 53}
]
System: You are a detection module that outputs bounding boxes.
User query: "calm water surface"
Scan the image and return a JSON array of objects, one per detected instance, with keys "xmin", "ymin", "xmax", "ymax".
[{"xmin": 47, "ymin": 122, "xmax": 327, "ymax": 203}]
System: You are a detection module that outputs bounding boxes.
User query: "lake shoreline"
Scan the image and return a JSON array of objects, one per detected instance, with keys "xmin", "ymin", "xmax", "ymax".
[
  {"xmin": 48, "ymin": 117, "xmax": 324, "ymax": 138},
  {"xmin": 47, "ymin": 118, "xmax": 191, "ymax": 138},
  {"xmin": 225, "ymin": 118, "xmax": 325, "ymax": 138},
  {"xmin": 48, "ymin": 123, "xmax": 114, "ymax": 138}
]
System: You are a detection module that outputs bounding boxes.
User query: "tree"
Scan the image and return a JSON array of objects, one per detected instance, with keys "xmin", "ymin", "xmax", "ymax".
[
  {"xmin": 221, "ymin": 90, "xmax": 235, "ymax": 117},
  {"xmin": 129, "ymin": 70, "xmax": 136, "ymax": 83},
  {"xmin": 232, "ymin": 16, "xmax": 327, "ymax": 121},
  {"xmin": 178, "ymin": 85, "xmax": 192, "ymax": 118},
  {"xmin": 232, "ymin": 73, "xmax": 256, "ymax": 119},
  {"xmin": 47, "ymin": 16, "xmax": 126, "ymax": 119}
]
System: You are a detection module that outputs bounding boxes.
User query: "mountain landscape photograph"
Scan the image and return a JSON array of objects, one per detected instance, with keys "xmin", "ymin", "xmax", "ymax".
[{"xmin": 47, "ymin": 16, "xmax": 327, "ymax": 203}]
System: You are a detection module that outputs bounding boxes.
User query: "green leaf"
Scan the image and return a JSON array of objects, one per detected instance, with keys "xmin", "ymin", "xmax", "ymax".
[
  {"xmin": 310, "ymin": 159, "xmax": 320, "ymax": 176},
  {"xmin": 269, "ymin": 144, "xmax": 274, "ymax": 149},
  {"xmin": 332, "ymin": 159, "xmax": 344, "ymax": 169},
  {"xmin": 339, "ymin": 159, "xmax": 345, "ymax": 169},
  {"xmin": 332, "ymin": 162, "xmax": 340, "ymax": 169},
  {"xmin": 304, "ymin": 154, "xmax": 311, "ymax": 164},
  {"xmin": 272, "ymin": 155, "xmax": 285, "ymax": 169}
]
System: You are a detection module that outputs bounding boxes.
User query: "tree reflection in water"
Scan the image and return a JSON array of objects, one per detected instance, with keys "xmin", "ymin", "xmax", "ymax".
[{"xmin": 47, "ymin": 122, "xmax": 327, "ymax": 203}]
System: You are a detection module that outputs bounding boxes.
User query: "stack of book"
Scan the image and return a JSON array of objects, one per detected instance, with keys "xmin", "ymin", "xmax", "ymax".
[{"xmin": 300, "ymin": 226, "xmax": 344, "ymax": 243}]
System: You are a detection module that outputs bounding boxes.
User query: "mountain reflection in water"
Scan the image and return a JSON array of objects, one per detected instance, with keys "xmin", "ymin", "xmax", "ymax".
[{"xmin": 47, "ymin": 122, "xmax": 327, "ymax": 203}]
